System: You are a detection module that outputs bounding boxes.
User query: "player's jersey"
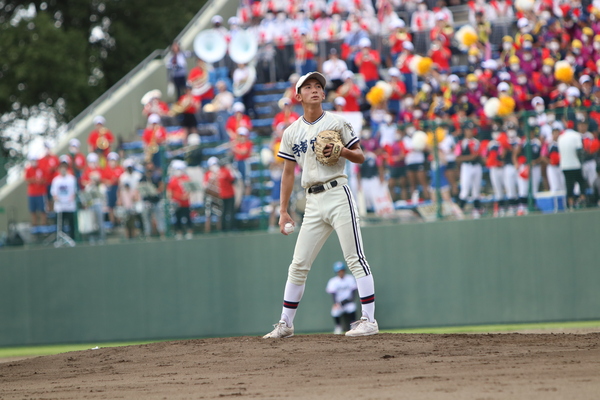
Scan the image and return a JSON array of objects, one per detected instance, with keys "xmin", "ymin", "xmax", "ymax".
[
  {"xmin": 486, "ymin": 140, "xmax": 502, "ymax": 168},
  {"xmin": 521, "ymin": 137, "xmax": 542, "ymax": 161},
  {"xmin": 278, "ymin": 111, "xmax": 359, "ymax": 188},
  {"xmin": 326, "ymin": 274, "xmax": 357, "ymax": 305},
  {"xmin": 438, "ymin": 134, "xmax": 456, "ymax": 163}
]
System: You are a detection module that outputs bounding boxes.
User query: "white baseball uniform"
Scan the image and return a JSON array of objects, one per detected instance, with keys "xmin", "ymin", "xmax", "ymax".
[
  {"xmin": 457, "ymin": 137, "xmax": 482, "ymax": 206},
  {"xmin": 277, "ymin": 111, "xmax": 376, "ymax": 324}
]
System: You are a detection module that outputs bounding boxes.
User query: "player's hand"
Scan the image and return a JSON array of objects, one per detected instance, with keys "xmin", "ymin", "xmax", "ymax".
[{"xmin": 279, "ymin": 211, "xmax": 295, "ymax": 236}]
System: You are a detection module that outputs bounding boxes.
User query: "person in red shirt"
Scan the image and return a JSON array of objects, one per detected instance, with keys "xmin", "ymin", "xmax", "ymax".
[
  {"xmin": 272, "ymin": 98, "xmax": 300, "ymax": 132},
  {"xmin": 387, "ymin": 67, "xmax": 407, "ymax": 116},
  {"xmin": 225, "ymin": 102, "xmax": 253, "ymax": 141},
  {"xmin": 187, "ymin": 58, "xmax": 214, "ymax": 105},
  {"xmin": 38, "ymin": 142, "xmax": 60, "ymax": 208},
  {"xmin": 203, "ymin": 157, "xmax": 236, "ymax": 232},
  {"xmin": 67, "ymin": 138, "xmax": 86, "ymax": 186},
  {"xmin": 354, "ymin": 37, "xmax": 381, "ymax": 92},
  {"xmin": 169, "ymin": 84, "xmax": 199, "ymax": 139},
  {"xmin": 142, "ymin": 90, "xmax": 169, "ymax": 118},
  {"xmin": 25, "ymin": 152, "xmax": 48, "ymax": 227},
  {"xmin": 389, "ymin": 19, "xmax": 412, "ymax": 66},
  {"xmin": 167, "ymin": 160, "xmax": 194, "ymax": 239},
  {"xmin": 143, "ymin": 113, "xmax": 168, "ymax": 167},
  {"xmin": 87, "ymin": 115, "xmax": 114, "ymax": 160},
  {"xmin": 396, "ymin": 41, "xmax": 416, "ymax": 94},
  {"xmin": 335, "ymin": 71, "xmax": 362, "ymax": 112},
  {"xmin": 231, "ymin": 127, "xmax": 253, "ymax": 187},
  {"xmin": 429, "ymin": 39, "xmax": 451, "ymax": 74},
  {"xmin": 294, "ymin": 29, "xmax": 317, "ymax": 75},
  {"xmin": 80, "ymin": 153, "xmax": 104, "ymax": 188},
  {"xmin": 103, "ymin": 152, "xmax": 124, "ymax": 226}
]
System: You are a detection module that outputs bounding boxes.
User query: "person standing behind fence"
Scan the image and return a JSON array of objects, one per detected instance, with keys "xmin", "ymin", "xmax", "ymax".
[
  {"xmin": 354, "ymin": 38, "xmax": 381, "ymax": 92},
  {"xmin": 103, "ymin": 152, "xmax": 124, "ymax": 228},
  {"xmin": 326, "ymin": 261, "xmax": 358, "ymax": 335},
  {"xmin": 411, "ymin": 0, "xmax": 435, "ymax": 55},
  {"xmin": 456, "ymin": 122, "xmax": 483, "ymax": 218},
  {"xmin": 50, "ymin": 158, "xmax": 77, "ymax": 239},
  {"xmin": 558, "ymin": 127, "xmax": 587, "ymax": 209},
  {"xmin": 168, "ymin": 160, "xmax": 194, "ymax": 240},
  {"xmin": 25, "ymin": 152, "xmax": 47, "ymax": 228},
  {"xmin": 166, "ymin": 42, "xmax": 189, "ymax": 99},
  {"xmin": 140, "ymin": 162, "xmax": 166, "ymax": 240}
]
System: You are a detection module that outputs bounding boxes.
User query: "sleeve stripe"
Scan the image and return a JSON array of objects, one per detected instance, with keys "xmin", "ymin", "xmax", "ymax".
[
  {"xmin": 277, "ymin": 152, "xmax": 296, "ymax": 161},
  {"xmin": 346, "ymin": 137, "xmax": 360, "ymax": 148}
]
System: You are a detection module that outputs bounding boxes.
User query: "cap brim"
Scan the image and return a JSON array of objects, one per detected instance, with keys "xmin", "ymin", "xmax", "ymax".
[{"xmin": 296, "ymin": 72, "xmax": 327, "ymax": 93}]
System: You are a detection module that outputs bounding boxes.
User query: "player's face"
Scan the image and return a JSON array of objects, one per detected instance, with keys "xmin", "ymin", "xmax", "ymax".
[{"xmin": 296, "ymin": 79, "xmax": 325, "ymax": 105}]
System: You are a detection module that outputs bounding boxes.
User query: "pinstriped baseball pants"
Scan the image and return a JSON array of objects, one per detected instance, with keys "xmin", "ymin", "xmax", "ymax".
[{"xmin": 287, "ymin": 182, "xmax": 371, "ymax": 286}]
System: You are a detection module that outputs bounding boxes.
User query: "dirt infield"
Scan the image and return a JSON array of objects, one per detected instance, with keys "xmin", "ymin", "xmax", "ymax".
[{"xmin": 1, "ymin": 333, "xmax": 599, "ymax": 399}]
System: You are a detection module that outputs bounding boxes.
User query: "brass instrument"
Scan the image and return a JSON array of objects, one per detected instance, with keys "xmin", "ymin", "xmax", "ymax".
[
  {"xmin": 96, "ymin": 127, "xmax": 110, "ymax": 150},
  {"xmin": 169, "ymin": 94, "xmax": 192, "ymax": 116},
  {"xmin": 144, "ymin": 126, "xmax": 160, "ymax": 163}
]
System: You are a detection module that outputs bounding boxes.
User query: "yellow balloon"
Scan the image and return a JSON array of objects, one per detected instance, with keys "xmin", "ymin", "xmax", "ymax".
[
  {"xmin": 366, "ymin": 86, "xmax": 386, "ymax": 106},
  {"xmin": 463, "ymin": 31, "xmax": 478, "ymax": 47},
  {"xmin": 417, "ymin": 57, "xmax": 433, "ymax": 76},
  {"xmin": 554, "ymin": 62, "xmax": 574, "ymax": 83}
]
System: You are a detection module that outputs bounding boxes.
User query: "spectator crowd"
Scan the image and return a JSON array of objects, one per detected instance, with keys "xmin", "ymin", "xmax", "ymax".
[{"xmin": 23, "ymin": 0, "xmax": 600, "ymax": 243}]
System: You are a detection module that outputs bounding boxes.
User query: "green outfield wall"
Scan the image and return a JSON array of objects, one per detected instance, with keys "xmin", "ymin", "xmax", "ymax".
[{"xmin": 1, "ymin": 210, "xmax": 599, "ymax": 347}]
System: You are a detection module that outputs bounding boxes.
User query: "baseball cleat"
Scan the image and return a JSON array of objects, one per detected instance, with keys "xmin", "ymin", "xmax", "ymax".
[
  {"xmin": 345, "ymin": 317, "xmax": 379, "ymax": 337},
  {"xmin": 263, "ymin": 320, "xmax": 294, "ymax": 339}
]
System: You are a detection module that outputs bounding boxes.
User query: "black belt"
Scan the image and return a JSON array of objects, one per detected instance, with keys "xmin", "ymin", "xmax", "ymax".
[{"xmin": 307, "ymin": 180, "xmax": 338, "ymax": 194}]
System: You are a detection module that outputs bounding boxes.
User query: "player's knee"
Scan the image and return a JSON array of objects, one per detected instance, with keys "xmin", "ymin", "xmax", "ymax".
[
  {"xmin": 345, "ymin": 257, "xmax": 368, "ymax": 280},
  {"xmin": 287, "ymin": 263, "xmax": 310, "ymax": 285}
]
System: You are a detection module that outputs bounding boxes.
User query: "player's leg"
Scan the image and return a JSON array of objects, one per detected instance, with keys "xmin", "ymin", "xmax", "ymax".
[
  {"xmin": 264, "ymin": 199, "xmax": 334, "ymax": 338},
  {"xmin": 458, "ymin": 163, "xmax": 472, "ymax": 209},
  {"xmin": 470, "ymin": 165, "xmax": 483, "ymax": 217},
  {"xmin": 532, "ymin": 165, "xmax": 542, "ymax": 195},
  {"xmin": 330, "ymin": 186, "xmax": 378, "ymax": 336},
  {"xmin": 503, "ymin": 164, "xmax": 518, "ymax": 214},
  {"xmin": 489, "ymin": 167, "xmax": 504, "ymax": 216}
]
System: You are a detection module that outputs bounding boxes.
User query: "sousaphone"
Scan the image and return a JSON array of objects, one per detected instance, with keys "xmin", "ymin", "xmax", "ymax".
[
  {"xmin": 193, "ymin": 29, "xmax": 227, "ymax": 63},
  {"xmin": 229, "ymin": 31, "xmax": 258, "ymax": 97}
]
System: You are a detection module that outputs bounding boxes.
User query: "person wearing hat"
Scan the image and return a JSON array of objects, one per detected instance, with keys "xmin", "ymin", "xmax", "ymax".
[
  {"xmin": 332, "ymin": 96, "xmax": 347, "ymax": 112},
  {"xmin": 187, "ymin": 58, "xmax": 214, "ymax": 105},
  {"xmin": 263, "ymin": 71, "xmax": 378, "ymax": 338},
  {"xmin": 579, "ymin": 75, "xmax": 594, "ymax": 107},
  {"xmin": 387, "ymin": 67, "xmax": 407, "ymax": 116},
  {"xmin": 326, "ymin": 261, "xmax": 358, "ymax": 334},
  {"xmin": 429, "ymin": 38, "xmax": 451, "ymax": 74},
  {"xmin": 225, "ymin": 102, "xmax": 253, "ymax": 141},
  {"xmin": 50, "ymin": 157, "xmax": 78, "ymax": 240},
  {"xmin": 294, "ymin": 27, "xmax": 318, "ymax": 75},
  {"xmin": 167, "ymin": 160, "xmax": 194, "ymax": 239},
  {"xmin": 166, "ymin": 42, "xmax": 190, "ymax": 99},
  {"xmin": 38, "ymin": 141, "xmax": 60, "ymax": 211},
  {"xmin": 335, "ymin": 70, "xmax": 362, "ymax": 112},
  {"xmin": 169, "ymin": 83, "xmax": 199, "ymax": 139},
  {"xmin": 543, "ymin": 123, "xmax": 566, "ymax": 197},
  {"xmin": 211, "ymin": 14, "xmax": 228, "ymax": 39},
  {"xmin": 25, "ymin": 151, "xmax": 48, "ymax": 228},
  {"xmin": 139, "ymin": 161, "xmax": 166, "ymax": 239},
  {"xmin": 456, "ymin": 121, "xmax": 483, "ymax": 218},
  {"xmin": 272, "ymin": 97, "xmax": 300, "ymax": 132},
  {"xmin": 202, "ymin": 156, "xmax": 235, "ymax": 233},
  {"xmin": 395, "ymin": 41, "xmax": 416, "ymax": 94},
  {"xmin": 532, "ymin": 58, "xmax": 556, "ymax": 99},
  {"xmin": 103, "ymin": 152, "xmax": 124, "ymax": 227},
  {"xmin": 67, "ymin": 138, "xmax": 86, "ymax": 185},
  {"xmin": 388, "ymin": 18, "xmax": 411, "ymax": 66},
  {"xmin": 142, "ymin": 113, "xmax": 168, "ymax": 167},
  {"xmin": 322, "ymin": 48, "xmax": 349, "ymax": 93},
  {"xmin": 500, "ymin": 35, "xmax": 515, "ymax": 67},
  {"xmin": 87, "ymin": 115, "xmax": 114, "ymax": 159},
  {"xmin": 142, "ymin": 90, "xmax": 169, "ymax": 118},
  {"xmin": 354, "ymin": 37, "xmax": 381, "ymax": 91},
  {"xmin": 80, "ymin": 152, "xmax": 104, "ymax": 188},
  {"xmin": 231, "ymin": 127, "xmax": 253, "ymax": 185}
]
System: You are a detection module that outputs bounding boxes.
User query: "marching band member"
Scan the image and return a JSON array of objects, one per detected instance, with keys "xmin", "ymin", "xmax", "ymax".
[
  {"xmin": 142, "ymin": 114, "xmax": 168, "ymax": 167},
  {"xmin": 169, "ymin": 84, "xmax": 199, "ymax": 139},
  {"xmin": 226, "ymin": 102, "xmax": 253, "ymax": 141},
  {"xmin": 335, "ymin": 71, "xmax": 362, "ymax": 112},
  {"xmin": 188, "ymin": 58, "xmax": 214, "ymax": 105},
  {"xmin": 87, "ymin": 115, "xmax": 114, "ymax": 160},
  {"xmin": 272, "ymin": 97, "xmax": 300, "ymax": 131},
  {"xmin": 142, "ymin": 90, "xmax": 169, "ymax": 118}
]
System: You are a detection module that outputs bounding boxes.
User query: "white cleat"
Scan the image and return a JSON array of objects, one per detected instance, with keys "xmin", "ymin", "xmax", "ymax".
[
  {"xmin": 345, "ymin": 317, "xmax": 379, "ymax": 337},
  {"xmin": 263, "ymin": 320, "xmax": 294, "ymax": 339}
]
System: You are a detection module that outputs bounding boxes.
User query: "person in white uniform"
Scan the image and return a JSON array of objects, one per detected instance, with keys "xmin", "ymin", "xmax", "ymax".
[
  {"xmin": 326, "ymin": 262, "xmax": 358, "ymax": 334},
  {"xmin": 264, "ymin": 72, "xmax": 378, "ymax": 338}
]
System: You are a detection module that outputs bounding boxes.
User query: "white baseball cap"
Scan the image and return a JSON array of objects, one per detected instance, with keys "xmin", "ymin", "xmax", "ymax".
[
  {"xmin": 334, "ymin": 97, "xmax": 347, "ymax": 106},
  {"xmin": 552, "ymin": 121, "xmax": 564, "ymax": 131},
  {"xmin": 388, "ymin": 67, "xmax": 401, "ymax": 77},
  {"xmin": 237, "ymin": 127, "xmax": 249, "ymax": 136},
  {"xmin": 123, "ymin": 159, "xmax": 134, "ymax": 168},
  {"xmin": 207, "ymin": 156, "xmax": 219, "ymax": 167},
  {"xmin": 295, "ymin": 71, "xmax": 327, "ymax": 93},
  {"xmin": 498, "ymin": 71, "xmax": 511, "ymax": 81},
  {"xmin": 517, "ymin": 18, "xmax": 529, "ymax": 28},
  {"xmin": 93, "ymin": 115, "xmax": 106, "ymax": 125},
  {"xmin": 497, "ymin": 82, "xmax": 510, "ymax": 92},
  {"xmin": 531, "ymin": 96, "xmax": 544, "ymax": 106},
  {"xmin": 566, "ymin": 86, "xmax": 580, "ymax": 97},
  {"xmin": 358, "ymin": 37, "xmax": 371, "ymax": 48},
  {"xmin": 69, "ymin": 138, "xmax": 80, "ymax": 148},
  {"xmin": 390, "ymin": 19, "xmax": 405, "ymax": 29},
  {"xmin": 107, "ymin": 152, "xmax": 119, "ymax": 161},
  {"xmin": 448, "ymin": 74, "xmax": 459, "ymax": 83},
  {"xmin": 86, "ymin": 153, "xmax": 99, "ymax": 163},
  {"xmin": 148, "ymin": 113, "xmax": 161, "ymax": 124},
  {"xmin": 172, "ymin": 159, "xmax": 187, "ymax": 170},
  {"xmin": 228, "ymin": 16, "xmax": 239, "ymax": 26},
  {"xmin": 579, "ymin": 75, "xmax": 592, "ymax": 84},
  {"xmin": 211, "ymin": 15, "xmax": 223, "ymax": 24},
  {"xmin": 59, "ymin": 154, "xmax": 71, "ymax": 164},
  {"xmin": 232, "ymin": 102, "xmax": 245, "ymax": 113},
  {"xmin": 341, "ymin": 70, "xmax": 354, "ymax": 81}
]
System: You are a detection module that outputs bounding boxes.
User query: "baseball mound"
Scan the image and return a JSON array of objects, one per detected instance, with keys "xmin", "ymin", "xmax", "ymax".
[{"xmin": 2, "ymin": 333, "xmax": 600, "ymax": 399}]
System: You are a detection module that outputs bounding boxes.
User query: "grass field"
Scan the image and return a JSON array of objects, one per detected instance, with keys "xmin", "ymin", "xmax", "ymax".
[{"xmin": 1, "ymin": 320, "xmax": 599, "ymax": 359}]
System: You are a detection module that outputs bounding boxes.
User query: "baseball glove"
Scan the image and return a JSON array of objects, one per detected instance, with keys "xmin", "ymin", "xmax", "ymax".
[{"xmin": 314, "ymin": 130, "xmax": 344, "ymax": 166}]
